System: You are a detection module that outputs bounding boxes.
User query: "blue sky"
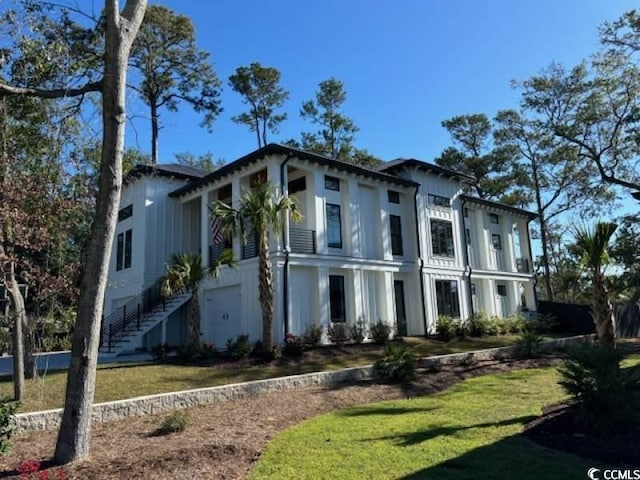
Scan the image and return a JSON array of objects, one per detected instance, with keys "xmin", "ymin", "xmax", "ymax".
[{"xmin": 126, "ymin": 0, "xmax": 636, "ymax": 165}]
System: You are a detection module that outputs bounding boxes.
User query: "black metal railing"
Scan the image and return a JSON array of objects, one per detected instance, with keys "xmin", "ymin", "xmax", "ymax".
[
  {"xmin": 290, "ymin": 227, "xmax": 316, "ymax": 254},
  {"xmin": 100, "ymin": 279, "xmax": 166, "ymax": 353},
  {"xmin": 242, "ymin": 231, "xmax": 258, "ymax": 259},
  {"xmin": 516, "ymin": 257, "xmax": 531, "ymax": 273},
  {"xmin": 209, "ymin": 242, "xmax": 232, "ymax": 267}
]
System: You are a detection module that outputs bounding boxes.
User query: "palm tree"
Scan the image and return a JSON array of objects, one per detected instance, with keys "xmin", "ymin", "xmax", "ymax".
[
  {"xmin": 162, "ymin": 250, "xmax": 233, "ymax": 345},
  {"xmin": 574, "ymin": 221, "xmax": 618, "ymax": 347},
  {"xmin": 212, "ymin": 181, "xmax": 302, "ymax": 354}
]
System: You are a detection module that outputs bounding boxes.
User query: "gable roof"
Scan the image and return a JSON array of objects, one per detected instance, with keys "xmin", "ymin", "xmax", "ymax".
[
  {"xmin": 126, "ymin": 163, "xmax": 208, "ymax": 183},
  {"xmin": 460, "ymin": 194, "xmax": 538, "ymax": 220},
  {"xmin": 377, "ymin": 158, "xmax": 476, "ymax": 183},
  {"xmin": 169, "ymin": 143, "xmax": 419, "ymax": 198}
]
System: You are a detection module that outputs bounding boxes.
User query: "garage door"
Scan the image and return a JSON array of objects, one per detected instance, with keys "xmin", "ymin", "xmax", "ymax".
[{"xmin": 204, "ymin": 285, "xmax": 241, "ymax": 347}]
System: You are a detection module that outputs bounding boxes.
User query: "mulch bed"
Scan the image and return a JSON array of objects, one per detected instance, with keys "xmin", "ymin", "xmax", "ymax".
[{"xmin": 523, "ymin": 403, "xmax": 640, "ymax": 465}]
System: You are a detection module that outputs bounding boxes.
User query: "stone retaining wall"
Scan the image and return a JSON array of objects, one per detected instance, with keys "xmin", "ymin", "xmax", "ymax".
[{"xmin": 15, "ymin": 335, "xmax": 592, "ymax": 432}]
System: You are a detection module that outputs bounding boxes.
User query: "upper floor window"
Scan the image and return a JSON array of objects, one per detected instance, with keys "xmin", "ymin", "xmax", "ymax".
[
  {"xmin": 250, "ymin": 169, "xmax": 267, "ymax": 187},
  {"xmin": 326, "ymin": 203, "xmax": 343, "ymax": 248},
  {"xmin": 497, "ymin": 284, "xmax": 507, "ymax": 296},
  {"xmin": 492, "ymin": 233, "xmax": 502, "ymax": 250},
  {"xmin": 389, "ymin": 215, "xmax": 403, "ymax": 256},
  {"xmin": 324, "ymin": 175, "xmax": 340, "ymax": 191},
  {"xmin": 428, "ymin": 194, "xmax": 451, "ymax": 208},
  {"xmin": 217, "ymin": 184, "xmax": 232, "ymax": 203},
  {"xmin": 116, "ymin": 229, "xmax": 132, "ymax": 271},
  {"xmin": 118, "ymin": 205, "xmax": 133, "ymax": 222},
  {"xmin": 430, "ymin": 220, "xmax": 455, "ymax": 257},
  {"xmin": 489, "ymin": 213, "xmax": 500, "ymax": 224},
  {"xmin": 387, "ymin": 190, "xmax": 400, "ymax": 204},
  {"xmin": 288, "ymin": 176, "xmax": 306, "ymax": 194}
]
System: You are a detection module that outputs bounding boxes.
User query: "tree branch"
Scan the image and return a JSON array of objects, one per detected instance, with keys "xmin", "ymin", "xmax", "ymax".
[{"xmin": 0, "ymin": 81, "xmax": 102, "ymax": 99}]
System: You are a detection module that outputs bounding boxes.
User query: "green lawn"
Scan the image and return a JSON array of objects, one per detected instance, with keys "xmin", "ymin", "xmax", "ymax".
[
  {"xmin": 250, "ymin": 355, "xmax": 640, "ymax": 480},
  {"xmin": 1, "ymin": 335, "xmax": 530, "ymax": 412}
]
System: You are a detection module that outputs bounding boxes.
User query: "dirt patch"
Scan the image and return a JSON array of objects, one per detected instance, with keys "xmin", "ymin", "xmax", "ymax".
[{"xmin": 0, "ymin": 357, "xmax": 561, "ymax": 479}]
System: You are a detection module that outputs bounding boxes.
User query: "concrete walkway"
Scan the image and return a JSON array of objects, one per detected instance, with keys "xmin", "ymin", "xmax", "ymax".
[{"xmin": 0, "ymin": 351, "xmax": 155, "ymax": 376}]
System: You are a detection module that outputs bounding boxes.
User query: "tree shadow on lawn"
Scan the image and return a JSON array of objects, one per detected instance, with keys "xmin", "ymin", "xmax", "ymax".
[
  {"xmin": 397, "ymin": 434, "xmax": 608, "ymax": 480},
  {"xmin": 359, "ymin": 415, "xmax": 536, "ymax": 447},
  {"xmin": 337, "ymin": 405, "xmax": 440, "ymax": 417}
]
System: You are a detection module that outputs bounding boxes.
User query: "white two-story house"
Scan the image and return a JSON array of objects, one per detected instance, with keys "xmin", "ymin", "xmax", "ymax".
[{"xmin": 100, "ymin": 144, "xmax": 537, "ymax": 355}]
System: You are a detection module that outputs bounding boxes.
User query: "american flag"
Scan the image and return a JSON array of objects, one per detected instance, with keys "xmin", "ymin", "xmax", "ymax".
[{"xmin": 211, "ymin": 215, "xmax": 225, "ymax": 245}]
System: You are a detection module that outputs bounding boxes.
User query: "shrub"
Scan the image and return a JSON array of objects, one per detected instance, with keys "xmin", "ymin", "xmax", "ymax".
[
  {"xmin": 468, "ymin": 312, "xmax": 492, "ymax": 337},
  {"xmin": 283, "ymin": 334, "xmax": 305, "ymax": 357},
  {"xmin": 374, "ymin": 343, "xmax": 417, "ymax": 383},
  {"xmin": 151, "ymin": 342, "xmax": 171, "ymax": 360},
  {"xmin": 327, "ymin": 323, "xmax": 350, "ymax": 346},
  {"xmin": 175, "ymin": 341, "xmax": 216, "ymax": 361},
  {"xmin": 436, "ymin": 315, "xmax": 456, "ymax": 342},
  {"xmin": 454, "ymin": 318, "xmax": 469, "ymax": 338},
  {"xmin": 302, "ymin": 324, "xmax": 322, "ymax": 349},
  {"xmin": 533, "ymin": 313, "xmax": 557, "ymax": 333},
  {"xmin": 370, "ymin": 320, "xmax": 392, "ymax": 345},
  {"xmin": 349, "ymin": 318, "xmax": 367, "ymax": 344},
  {"xmin": 558, "ymin": 343, "xmax": 640, "ymax": 431},
  {"xmin": 505, "ymin": 314, "xmax": 525, "ymax": 334},
  {"xmin": 157, "ymin": 411, "xmax": 191, "ymax": 435},
  {"xmin": 201, "ymin": 341, "xmax": 217, "ymax": 359},
  {"xmin": 226, "ymin": 334, "xmax": 252, "ymax": 360},
  {"xmin": 17, "ymin": 460, "xmax": 67, "ymax": 480},
  {"xmin": 0, "ymin": 396, "xmax": 19, "ymax": 454},
  {"xmin": 515, "ymin": 324, "xmax": 543, "ymax": 358}
]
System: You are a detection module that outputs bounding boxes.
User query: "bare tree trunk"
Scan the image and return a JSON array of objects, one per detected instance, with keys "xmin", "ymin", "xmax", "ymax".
[
  {"xmin": 593, "ymin": 272, "xmax": 615, "ymax": 348},
  {"xmin": 54, "ymin": 0, "xmax": 147, "ymax": 464},
  {"xmin": 187, "ymin": 291, "xmax": 200, "ymax": 345},
  {"xmin": 258, "ymin": 229, "xmax": 273, "ymax": 353},
  {"xmin": 23, "ymin": 314, "xmax": 36, "ymax": 379},
  {"xmin": 151, "ymin": 101, "xmax": 159, "ymax": 164},
  {"xmin": 7, "ymin": 261, "xmax": 25, "ymax": 400}
]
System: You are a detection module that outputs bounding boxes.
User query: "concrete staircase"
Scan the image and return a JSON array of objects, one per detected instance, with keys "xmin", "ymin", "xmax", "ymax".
[{"xmin": 99, "ymin": 292, "xmax": 191, "ymax": 358}]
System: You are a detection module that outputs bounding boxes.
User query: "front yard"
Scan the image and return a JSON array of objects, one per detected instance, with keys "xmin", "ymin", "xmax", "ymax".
[{"xmin": 1, "ymin": 335, "xmax": 526, "ymax": 412}]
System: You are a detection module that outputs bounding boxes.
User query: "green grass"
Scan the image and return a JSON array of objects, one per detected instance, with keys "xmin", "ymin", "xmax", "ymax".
[
  {"xmin": 250, "ymin": 355, "xmax": 640, "ymax": 480},
  {"xmin": 1, "ymin": 335, "xmax": 533, "ymax": 412}
]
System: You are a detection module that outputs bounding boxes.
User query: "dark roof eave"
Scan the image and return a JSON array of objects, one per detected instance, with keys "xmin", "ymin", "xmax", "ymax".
[
  {"xmin": 125, "ymin": 164, "xmax": 206, "ymax": 184},
  {"xmin": 169, "ymin": 143, "xmax": 418, "ymax": 198},
  {"xmin": 378, "ymin": 158, "xmax": 476, "ymax": 184},
  {"xmin": 460, "ymin": 194, "xmax": 538, "ymax": 220}
]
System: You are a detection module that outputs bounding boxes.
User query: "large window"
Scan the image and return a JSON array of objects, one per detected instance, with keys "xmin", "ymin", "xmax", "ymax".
[
  {"xmin": 435, "ymin": 280, "xmax": 460, "ymax": 317},
  {"xmin": 428, "ymin": 194, "xmax": 451, "ymax": 208},
  {"xmin": 389, "ymin": 215, "xmax": 403, "ymax": 256},
  {"xmin": 430, "ymin": 220, "xmax": 455, "ymax": 257},
  {"xmin": 329, "ymin": 275, "xmax": 346, "ymax": 323},
  {"xmin": 326, "ymin": 203, "xmax": 343, "ymax": 248},
  {"xmin": 116, "ymin": 229, "xmax": 132, "ymax": 271}
]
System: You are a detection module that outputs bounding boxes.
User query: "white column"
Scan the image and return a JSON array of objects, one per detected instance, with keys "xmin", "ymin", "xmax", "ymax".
[
  {"xmin": 380, "ymin": 271, "xmax": 395, "ymax": 332},
  {"xmin": 379, "ymin": 189, "xmax": 392, "ymax": 260},
  {"xmin": 347, "ymin": 179, "xmax": 361, "ymax": 257},
  {"xmin": 267, "ymin": 162, "xmax": 282, "ymax": 252},
  {"xmin": 317, "ymin": 267, "xmax": 330, "ymax": 341},
  {"xmin": 523, "ymin": 281, "xmax": 536, "ymax": 312},
  {"xmin": 487, "ymin": 279, "xmax": 498, "ymax": 316},
  {"xmin": 507, "ymin": 281, "xmax": 519, "ymax": 315},
  {"xmin": 313, "ymin": 172, "xmax": 328, "ymax": 254},
  {"xmin": 200, "ymin": 192, "xmax": 210, "ymax": 268},
  {"xmin": 350, "ymin": 269, "xmax": 364, "ymax": 325},
  {"xmin": 474, "ymin": 210, "xmax": 489, "ymax": 270},
  {"xmin": 502, "ymin": 217, "xmax": 515, "ymax": 272}
]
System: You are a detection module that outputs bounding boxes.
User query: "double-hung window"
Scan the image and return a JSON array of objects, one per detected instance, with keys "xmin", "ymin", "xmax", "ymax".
[
  {"xmin": 435, "ymin": 280, "xmax": 460, "ymax": 317},
  {"xmin": 326, "ymin": 203, "xmax": 343, "ymax": 248},
  {"xmin": 116, "ymin": 229, "xmax": 132, "ymax": 271},
  {"xmin": 329, "ymin": 275, "xmax": 346, "ymax": 323},
  {"xmin": 389, "ymin": 215, "xmax": 403, "ymax": 256},
  {"xmin": 430, "ymin": 220, "xmax": 455, "ymax": 257}
]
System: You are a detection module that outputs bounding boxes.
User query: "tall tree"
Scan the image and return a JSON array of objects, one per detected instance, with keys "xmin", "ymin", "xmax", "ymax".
[
  {"xmin": 174, "ymin": 150, "xmax": 224, "ymax": 173},
  {"xmin": 213, "ymin": 183, "xmax": 301, "ymax": 355},
  {"xmin": 520, "ymin": 58, "xmax": 640, "ymax": 194},
  {"xmin": 229, "ymin": 63, "xmax": 289, "ymax": 148},
  {"xmin": 494, "ymin": 109, "xmax": 612, "ymax": 301},
  {"xmin": 435, "ymin": 113, "xmax": 530, "ymax": 206},
  {"xmin": 574, "ymin": 222, "xmax": 618, "ymax": 347},
  {"xmin": 0, "ymin": 0, "xmax": 148, "ymax": 462},
  {"xmin": 129, "ymin": 5, "xmax": 222, "ymax": 164},
  {"xmin": 300, "ymin": 77, "xmax": 359, "ymax": 160}
]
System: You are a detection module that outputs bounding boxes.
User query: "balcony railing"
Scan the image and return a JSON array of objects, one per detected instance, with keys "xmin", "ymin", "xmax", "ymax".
[
  {"xmin": 516, "ymin": 257, "xmax": 531, "ymax": 273},
  {"xmin": 290, "ymin": 227, "xmax": 316, "ymax": 254}
]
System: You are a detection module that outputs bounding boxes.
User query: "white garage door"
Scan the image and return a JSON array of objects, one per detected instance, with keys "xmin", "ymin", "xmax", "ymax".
[{"xmin": 204, "ymin": 285, "xmax": 241, "ymax": 347}]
